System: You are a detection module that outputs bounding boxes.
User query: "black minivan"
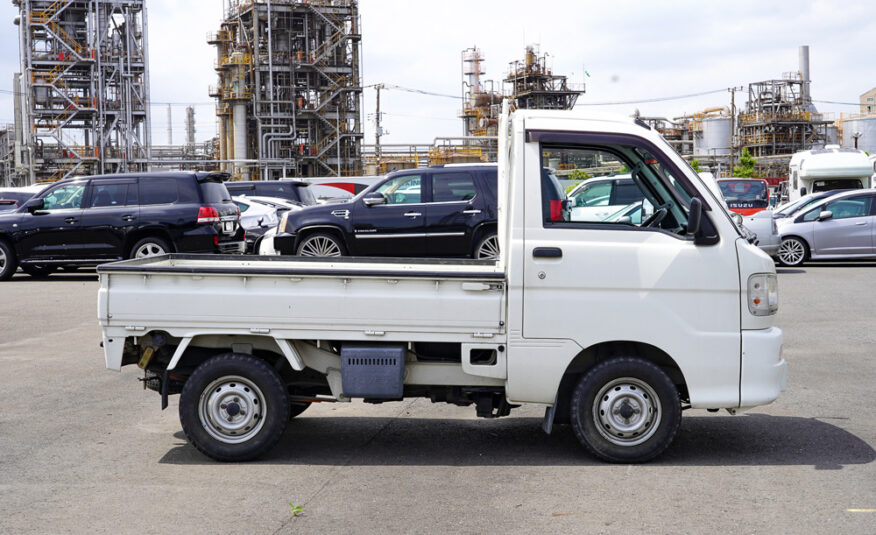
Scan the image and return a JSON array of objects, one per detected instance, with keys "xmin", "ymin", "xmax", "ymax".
[
  {"xmin": 272, "ymin": 164, "xmax": 568, "ymax": 259},
  {"xmin": 0, "ymin": 172, "xmax": 244, "ymax": 280}
]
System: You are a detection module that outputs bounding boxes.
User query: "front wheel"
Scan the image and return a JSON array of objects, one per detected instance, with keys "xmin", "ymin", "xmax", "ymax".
[
  {"xmin": 179, "ymin": 353, "xmax": 290, "ymax": 461},
  {"xmin": 570, "ymin": 357, "xmax": 681, "ymax": 463},
  {"xmin": 0, "ymin": 240, "xmax": 17, "ymax": 281},
  {"xmin": 777, "ymin": 237, "xmax": 808, "ymax": 267},
  {"xmin": 296, "ymin": 232, "xmax": 346, "ymax": 257}
]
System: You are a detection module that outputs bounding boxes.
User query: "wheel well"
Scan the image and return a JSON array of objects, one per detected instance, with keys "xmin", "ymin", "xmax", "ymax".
[
  {"xmin": 125, "ymin": 229, "xmax": 175, "ymax": 258},
  {"xmin": 295, "ymin": 226, "xmax": 346, "ymax": 251},
  {"xmin": 553, "ymin": 341, "xmax": 688, "ymax": 424},
  {"xmin": 781, "ymin": 234, "xmax": 810, "ymax": 250},
  {"xmin": 471, "ymin": 223, "xmax": 497, "ymax": 255}
]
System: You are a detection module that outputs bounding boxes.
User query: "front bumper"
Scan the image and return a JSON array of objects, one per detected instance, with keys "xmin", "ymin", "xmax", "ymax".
[
  {"xmin": 273, "ymin": 232, "xmax": 297, "ymax": 255},
  {"xmin": 740, "ymin": 326, "xmax": 787, "ymax": 409}
]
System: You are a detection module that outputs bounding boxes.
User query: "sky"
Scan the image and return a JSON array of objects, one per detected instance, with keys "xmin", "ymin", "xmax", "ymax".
[{"xmin": 1, "ymin": 0, "xmax": 874, "ymax": 147}]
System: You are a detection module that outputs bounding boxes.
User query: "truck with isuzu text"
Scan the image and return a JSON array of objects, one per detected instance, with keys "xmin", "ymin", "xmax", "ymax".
[{"xmin": 98, "ymin": 107, "xmax": 786, "ymax": 463}]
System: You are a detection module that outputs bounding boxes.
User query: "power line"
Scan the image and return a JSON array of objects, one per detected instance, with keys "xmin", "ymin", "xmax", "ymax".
[{"xmin": 577, "ymin": 88, "xmax": 730, "ymax": 106}]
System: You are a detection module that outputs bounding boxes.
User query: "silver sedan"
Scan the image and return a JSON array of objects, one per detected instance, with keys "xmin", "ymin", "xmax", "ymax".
[{"xmin": 776, "ymin": 189, "xmax": 876, "ymax": 266}]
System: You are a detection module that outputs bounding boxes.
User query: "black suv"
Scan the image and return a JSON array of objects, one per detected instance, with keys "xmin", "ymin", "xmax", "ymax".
[
  {"xmin": 0, "ymin": 171, "xmax": 244, "ymax": 280},
  {"xmin": 272, "ymin": 165, "xmax": 567, "ymax": 259},
  {"xmin": 224, "ymin": 180, "xmax": 317, "ymax": 206}
]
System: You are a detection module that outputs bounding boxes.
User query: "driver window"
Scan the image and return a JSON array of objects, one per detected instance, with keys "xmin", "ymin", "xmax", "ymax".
[
  {"xmin": 374, "ymin": 174, "xmax": 422, "ymax": 205},
  {"xmin": 41, "ymin": 183, "xmax": 86, "ymax": 210},
  {"xmin": 541, "ymin": 143, "xmax": 690, "ymax": 231}
]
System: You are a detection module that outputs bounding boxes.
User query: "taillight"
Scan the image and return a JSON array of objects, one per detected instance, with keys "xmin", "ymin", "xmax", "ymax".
[
  {"xmin": 197, "ymin": 206, "xmax": 220, "ymax": 224},
  {"xmin": 549, "ymin": 200, "xmax": 564, "ymax": 221},
  {"xmin": 235, "ymin": 205, "xmax": 241, "ymax": 220}
]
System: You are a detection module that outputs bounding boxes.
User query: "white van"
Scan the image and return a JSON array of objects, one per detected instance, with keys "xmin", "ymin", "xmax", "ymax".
[{"xmin": 787, "ymin": 146, "xmax": 873, "ymax": 202}]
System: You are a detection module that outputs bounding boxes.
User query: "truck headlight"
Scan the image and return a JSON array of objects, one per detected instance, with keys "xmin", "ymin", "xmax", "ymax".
[
  {"xmin": 748, "ymin": 273, "xmax": 778, "ymax": 316},
  {"xmin": 278, "ymin": 212, "xmax": 288, "ymax": 233},
  {"xmin": 770, "ymin": 217, "xmax": 778, "ymax": 236}
]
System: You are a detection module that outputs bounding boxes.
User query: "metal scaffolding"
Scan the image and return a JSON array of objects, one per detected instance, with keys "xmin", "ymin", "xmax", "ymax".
[
  {"xmin": 12, "ymin": 0, "xmax": 151, "ymax": 184},
  {"xmin": 504, "ymin": 45, "xmax": 584, "ymax": 111},
  {"xmin": 210, "ymin": 0, "xmax": 363, "ymax": 180}
]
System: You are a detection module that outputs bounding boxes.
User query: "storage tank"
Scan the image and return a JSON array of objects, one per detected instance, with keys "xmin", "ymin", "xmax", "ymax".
[
  {"xmin": 841, "ymin": 117, "xmax": 876, "ymax": 154},
  {"xmin": 694, "ymin": 117, "xmax": 732, "ymax": 156}
]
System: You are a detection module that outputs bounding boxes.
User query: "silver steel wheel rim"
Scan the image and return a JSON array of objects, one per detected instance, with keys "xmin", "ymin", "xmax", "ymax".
[
  {"xmin": 299, "ymin": 236, "xmax": 341, "ymax": 257},
  {"xmin": 135, "ymin": 242, "xmax": 166, "ymax": 258},
  {"xmin": 778, "ymin": 239, "xmax": 804, "ymax": 265},
  {"xmin": 476, "ymin": 236, "xmax": 500, "ymax": 260},
  {"xmin": 593, "ymin": 377, "xmax": 661, "ymax": 447},
  {"xmin": 0, "ymin": 247, "xmax": 6, "ymax": 272},
  {"xmin": 198, "ymin": 375, "xmax": 266, "ymax": 444}
]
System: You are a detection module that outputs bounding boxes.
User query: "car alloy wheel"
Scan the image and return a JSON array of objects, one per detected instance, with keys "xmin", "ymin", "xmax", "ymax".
[
  {"xmin": 777, "ymin": 237, "xmax": 806, "ymax": 266},
  {"xmin": 297, "ymin": 235, "xmax": 343, "ymax": 257},
  {"xmin": 475, "ymin": 234, "xmax": 500, "ymax": 260}
]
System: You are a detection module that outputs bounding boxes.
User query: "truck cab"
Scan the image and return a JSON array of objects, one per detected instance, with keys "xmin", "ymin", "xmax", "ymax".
[{"xmin": 787, "ymin": 146, "xmax": 874, "ymax": 202}]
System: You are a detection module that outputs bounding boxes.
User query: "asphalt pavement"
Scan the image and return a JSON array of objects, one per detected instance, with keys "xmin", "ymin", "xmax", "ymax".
[{"xmin": 0, "ymin": 262, "xmax": 874, "ymax": 534}]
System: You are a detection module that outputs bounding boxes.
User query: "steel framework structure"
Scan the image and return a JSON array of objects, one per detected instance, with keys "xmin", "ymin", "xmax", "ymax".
[
  {"xmin": 13, "ymin": 0, "xmax": 151, "ymax": 183},
  {"xmin": 210, "ymin": 0, "xmax": 363, "ymax": 180}
]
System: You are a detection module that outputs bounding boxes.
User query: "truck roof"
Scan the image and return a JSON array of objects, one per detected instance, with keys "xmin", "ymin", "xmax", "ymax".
[{"xmin": 789, "ymin": 147, "xmax": 873, "ymax": 178}]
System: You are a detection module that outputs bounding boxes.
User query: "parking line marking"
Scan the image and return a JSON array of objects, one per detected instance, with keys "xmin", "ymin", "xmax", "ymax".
[{"xmin": 846, "ymin": 509, "xmax": 876, "ymax": 513}]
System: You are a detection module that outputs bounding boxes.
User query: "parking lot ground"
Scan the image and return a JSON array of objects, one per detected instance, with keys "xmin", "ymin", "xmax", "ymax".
[{"xmin": 0, "ymin": 263, "xmax": 874, "ymax": 534}]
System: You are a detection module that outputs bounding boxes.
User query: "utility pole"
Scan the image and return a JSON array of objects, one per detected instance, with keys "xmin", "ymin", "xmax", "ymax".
[
  {"xmin": 728, "ymin": 86, "xmax": 743, "ymax": 174},
  {"xmin": 374, "ymin": 83, "xmax": 384, "ymax": 169}
]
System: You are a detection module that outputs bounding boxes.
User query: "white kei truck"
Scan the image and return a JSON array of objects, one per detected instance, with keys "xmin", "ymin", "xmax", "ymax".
[{"xmin": 98, "ymin": 108, "xmax": 787, "ymax": 463}]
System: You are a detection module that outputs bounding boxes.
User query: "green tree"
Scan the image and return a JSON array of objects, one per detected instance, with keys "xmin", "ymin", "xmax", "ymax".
[
  {"xmin": 691, "ymin": 159, "xmax": 702, "ymax": 172},
  {"xmin": 733, "ymin": 148, "xmax": 758, "ymax": 178},
  {"xmin": 568, "ymin": 169, "xmax": 591, "ymax": 181}
]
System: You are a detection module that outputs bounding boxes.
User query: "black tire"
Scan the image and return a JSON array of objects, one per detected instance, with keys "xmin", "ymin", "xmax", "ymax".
[
  {"xmin": 777, "ymin": 236, "xmax": 808, "ymax": 267},
  {"xmin": 473, "ymin": 232, "xmax": 499, "ymax": 260},
  {"xmin": 20, "ymin": 264, "xmax": 56, "ymax": 278},
  {"xmin": 288, "ymin": 401, "xmax": 311, "ymax": 419},
  {"xmin": 0, "ymin": 240, "xmax": 17, "ymax": 281},
  {"xmin": 570, "ymin": 357, "xmax": 681, "ymax": 463},
  {"xmin": 179, "ymin": 353, "xmax": 290, "ymax": 462},
  {"xmin": 296, "ymin": 232, "xmax": 346, "ymax": 257},
  {"xmin": 130, "ymin": 237, "xmax": 171, "ymax": 259}
]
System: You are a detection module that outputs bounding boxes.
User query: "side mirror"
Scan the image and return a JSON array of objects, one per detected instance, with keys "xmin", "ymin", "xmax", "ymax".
[
  {"xmin": 732, "ymin": 212, "xmax": 743, "ymax": 226},
  {"xmin": 800, "ymin": 187, "xmax": 807, "ymax": 197},
  {"xmin": 616, "ymin": 215, "xmax": 633, "ymax": 225},
  {"xmin": 362, "ymin": 192, "xmax": 386, "ymax": 207},
  {"xmin": 687, "ymin": 197, "xmax": 703, "ymax": 236},
  {"xmin": 817, "ymin": 210, "xmax": 833, "ymax": 221},
  {"xmin": 24, "ymin": 198, "xmax": 44, "ymax": 213}
]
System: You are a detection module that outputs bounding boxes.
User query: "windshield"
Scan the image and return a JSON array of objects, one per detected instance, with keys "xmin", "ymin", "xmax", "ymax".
[{"xmin": 718, "ymin": 180, "xmax": 768, "ymax": 209}]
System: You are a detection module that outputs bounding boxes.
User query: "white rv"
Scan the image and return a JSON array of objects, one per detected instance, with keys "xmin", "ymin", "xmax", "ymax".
[{"xmin": 787, "ymin": 146, "xmax": 873, "ymax": 202}]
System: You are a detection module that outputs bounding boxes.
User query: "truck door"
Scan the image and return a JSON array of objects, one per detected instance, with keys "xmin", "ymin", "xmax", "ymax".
[
  {"xmin": 518, "ymin": 134, "xmax": 742, "ymax": 406},
  {"xmin": 351, "ymin": 172, "xmax": 426, "ymax": 256}
]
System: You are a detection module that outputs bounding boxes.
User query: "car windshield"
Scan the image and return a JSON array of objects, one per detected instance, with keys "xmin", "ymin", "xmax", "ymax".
[{"xmin": 718, "ymin": 180, "xmax": 768, "ymax": 209}]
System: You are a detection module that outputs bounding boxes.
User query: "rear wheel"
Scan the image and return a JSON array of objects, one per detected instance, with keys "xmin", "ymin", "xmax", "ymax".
[
  {"xmin": 130, "ymin": 237, "xmax": 170, "ymax": 259},
  {"xmin": 0, "ymin": 240, "xmax": 17, "ymax": 281},
  {"xmin": 296, "ymin": 232, "xmax": 345, "ymax": 257},
  {"xmin": 20, "ymin": 264, "xmax": 56, "ymax": 278},
  {"xmin": 474, "ymin": 232, "xmax": 499, "ymax": 260},
  {"xmin": 179, "ymin": 353, "xmax": 290, "ymax": 462},
  {"xmin": 570, "ymin": 357, "xmax": 681, "ymax": 463},
  {"xmin": 777, "ymin": 237, "xmax": 808, "ymax": 267}
]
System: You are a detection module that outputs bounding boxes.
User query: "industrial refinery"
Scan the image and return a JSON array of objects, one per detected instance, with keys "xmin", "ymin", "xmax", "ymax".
[{"xmin": 0, "ymin": 2, "xmax": 874, "ymax": 187}]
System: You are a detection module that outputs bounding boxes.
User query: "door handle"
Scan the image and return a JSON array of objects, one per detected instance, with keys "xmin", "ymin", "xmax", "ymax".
[
  {"xmin": 122, "ymin": 215, "xmax": 135, "ymax": 221},
  {"xmin": 462, "ymin": 209, "xmax": 482, "ymax": 215},
  {"xmin": 64, "ymin": 217, "xmax": 78, "ymax": 224},
  {"xmin": 854, "ymin": 221, "xmax": 867, "ymax": 226},
  {"xmin": 533, "ymin": 247, "xmax": 563, "ymax": 258},
  {"xmin": 404, "ymin": 212, "xmax": 421, "ymax": 218}
]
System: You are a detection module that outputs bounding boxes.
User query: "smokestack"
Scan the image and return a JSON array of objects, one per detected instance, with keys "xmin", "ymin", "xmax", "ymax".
[{"xmin": 799, "ymin": 45, "xmax": 810, "ymax": 103}]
